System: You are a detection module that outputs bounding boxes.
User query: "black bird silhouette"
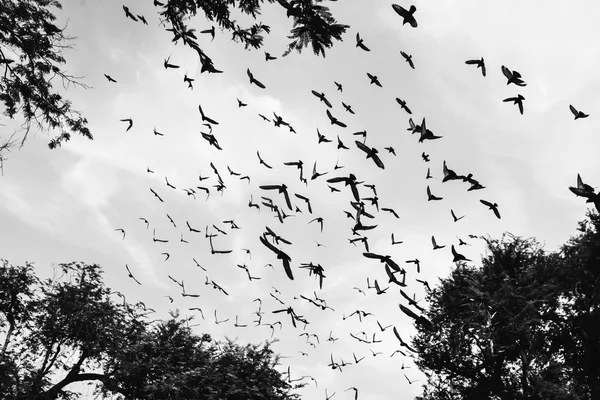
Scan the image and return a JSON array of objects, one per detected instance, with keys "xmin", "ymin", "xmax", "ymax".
[
  {"xmin": 258, "ymin": 113, "xmax": 271, "ymax": 122},
  {"xmin": 122, "ymin": 5, "xmax": 138, "ymax": 21},
  {"xmin": 569, "ymin": 104, "xmax": 589, "ymax": 120},
  {"xmin": 501, "ymin": 65, "xmax": 527, "ymax": 86},
  {"xmin": 183, "ymin": 74, "xmax": 194, "ymax": 89},
  {"xmin": 104, "ymin": 74, "xmax": 117, "ymax": 83},
  {"xmin": 120, "ymin": 118, "xmax": 133, "ymax": 131},
  {"xmin": 355, "ymin": 141, "xmax": 385, "ymax": 169},
  {"xmin": 451, "ymin": 209, "xmax": 465, "ymax": 222},
  {"xmin": 257, "ymin": 151, "xmax": 273, "ymax": 169},
  {"xmin": 294, "ymin": 193, "xmax": 313, "ymax": 213},
  {"xmin": 391, "ymin": 233, "xmax": 403, "ymax": 245},
  {"xmin": 308, "ymin": 217, "xmax": 324, "ymax": 232},
  {"xmin": 326, "ymin": 109, "xmax": 347, "ymax": 127},
  {"xmin": 260, "ymin": 184, "xmax": 293, "ymax": 210},
  {"xmin": 186, "ymin": 221, "xmax": 201, "ymax": 233},
  {"xmin": 569, "ymin": 174, "xmax": 595, "ymax": 198},
  {"xmin": 422, "ymin": 152, "xmax": 430, "ymax": 162},
  {"xmin": 431, "ymin": 235, "xmax": 445, "ymax": 250},
  {"xmin": 355, "ymin": 32, "xmax": 370, "ymax": 51},
  {"xmin": 153, "ymin": 127, "xmax": 164, "ymax": 137},
  {"xmin": 426, "ymin": 168, "xmax": 433, "ymax": 179},
  {"xmin": 384, "ymin": 146, "xmax": 396, "ymax": 156},
  {"xmin": 406, "ymin": 258, "xmax": 421, "ymax": 273},
  {"xmin": 165, "ymin": 176, "xmax": 176, "ymax": 190},
  {"xmin": 480, "ymin": 200, "xmax": 501, "ymax": 219},
  {"xmin": 465, "ymin": 57, "xmax": 486, "ymax": 76},
  {"xmin": 334, "ymin": 81, "xmax": 343, "ymax": 92},
  {"xmin": 265, "ymin": 51, "xmax": 277, "ymax": 61},
  {"xmin": 503, "ymin": 94, "xmax": 525, "ymax": 115},
  {"xmin": 200, "ymin": 25, "xmax": 215, "ymax": 41},
  {"xmin": 139, "ymin": 217, "xmax": 149, "ymax": 229},
  {"xmin": 381, "ymin": 207, "xmax": 399, "ymax": 218},
  {"xmin": 201, "ymin": 132, "xmax": 222, "ymax": 150},
  {"xmin": 391, "ymin": 4, "xmax": 418, "ymax": 27},
  {"xmin": 393, "ymin": 326, "xmax": 417, "ymax": 352},
  {"xmin": 115, "ymin": 228, "xmax": 125, "ymax": 240},
  {"xmin": 163, "ymin": 55, "xmax": 180, "ymax": 69},
  {"xmin": 237, "ymin": 98, "xmax": 247, "ymax": 107},
  {"xmin": 452, "ymin": 245, "xmax": 471, "ymax": 262},
  {"xmin": 125, "ymin": 264, "xmax": 141, "ymax": 285},
  {"xmin": 260, "ymin": 235, "xmax": 293, "ymax": 280},
  {"xmin": 427, "ymin": 186, "xmax": 442, "ymax": 201},
  {"xmin": 162, "ymin": 252, "xmax": 170, "ymax": 261},
  {"xmin": 327, "ymin": 174, "xmax": 361, "ymax": 202},
  {"xmin": 342, "ymin": 102, "xmax": 355, "ymax": 114},
  {"xmin": 311, "ymin": 161, "xmax": 328, "ymax": 180},
  {"xmin": 418, "ymin": 118, "xmax": 442, "ymax": 142},
  {"xmin": 247, "ymin": 68, "xmax": 266, "ymax": 89},
  {"xmin": 137, "ymin": 15, "xmax": 148, "ymax": 25},
  {"xmin": 198, "ymin": 104, "xmax": 219, "ymax": 125},
  {"xmin": 337, "ymin": 135, "xmax": 349, "ymax": 150},
  {"xmin": 317, "ymin": 128, "xmax": 332, "ymax": 144},
  {"xmin": 366, "ymin": 73, "xmax": 382, "ymax": 87},
  {"xmin": 363, "ymin": 252, "xmax": 402, "ymax": 272},
  {"xmin": 311, "ymin": 90, "xmax": 333, "ymax": 108},
  {"xmin": 442, "ymin": 160, "xmax": 461, "ymax": 182},
  {"xmin": 149, "ymin": 188, "xmax": 163, "ymax": 202},
  {"xmin": 395, "ymin": 98, "xmax": 412, "ymax": 114},
  {"xmin": 400, "ymin": 51, "xmax": 415, "ymax": 69}
]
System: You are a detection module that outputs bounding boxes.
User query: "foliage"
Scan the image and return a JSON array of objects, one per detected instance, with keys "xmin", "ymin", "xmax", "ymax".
[
  {"xmin": 0, "ymin": 0, "xmax": 92, "ymax": 152},
  {"xmin": 412, "ymin": 216, "xmax": 600, "ymax": 400},
  {"xmin": 0, "ymin": 260, "xmax": 297, "ymax": 400}
]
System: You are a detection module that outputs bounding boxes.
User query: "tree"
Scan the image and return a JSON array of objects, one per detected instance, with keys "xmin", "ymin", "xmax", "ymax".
[
  {"xmin": 0, "ymin": 0, "xmax": 92, "ymax": 153},
  {"xmin": 411, "ymin": 223, "xmax": 600, "ymax": 400},
  {"xmin": 0, "ymin": 260, "xmax": 298, "ymax": 400}
]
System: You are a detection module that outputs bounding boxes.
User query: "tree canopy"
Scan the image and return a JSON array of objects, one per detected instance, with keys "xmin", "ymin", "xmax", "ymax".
[
  {"xmin": 0, "ymin": 260, "xmax": 300, "ymax": 400},
  {"xmin": 412, "ymin": 211, "xmax": 600, "ymax": 400}
]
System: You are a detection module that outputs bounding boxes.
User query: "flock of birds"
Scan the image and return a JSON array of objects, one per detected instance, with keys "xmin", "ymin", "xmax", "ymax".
[{"xmin": 99, "ymin": 2, "xmax": 596, "ymax": 398}]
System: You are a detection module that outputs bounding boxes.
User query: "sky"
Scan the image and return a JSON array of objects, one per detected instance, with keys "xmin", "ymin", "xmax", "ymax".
[{"xmin": 1, "ymin": 0, "xmax": 600, "ymax": 399}]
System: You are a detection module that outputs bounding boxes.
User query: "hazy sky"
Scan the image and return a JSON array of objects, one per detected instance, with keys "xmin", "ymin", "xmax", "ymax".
[{"xmin": 1, "ymin": 1, "xmax": 600, "ymax": 399}]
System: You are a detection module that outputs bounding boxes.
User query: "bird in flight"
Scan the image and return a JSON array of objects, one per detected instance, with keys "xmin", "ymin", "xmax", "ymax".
[
  {"xmin": 355, "ymin": 141, "xmax": 385, "ymax": 169},
  {"xmin": 326, "ymin": 109, "xmax": 347, "ymax": 128},
  {"xmin": 480, "ymin": 199, "xmax": 501, "ymax": 219},
  {"xmin": 200, "ymin": 25, "xmax": 215, "ymax": 41},
  {"xmin": 366, "ymin": 73, "xmax": 382, "ymax": 87},
  {"xmin": 342, "ymin": 102, "xmax": 355, "ymax": 114},
  {"xmin": 260, "ymin": 184, "xmax": 293, "ymax": 210},
  {"xmin": 355, "ymin": 32, "xmax": 370, "ymax": 51},
  {"xmin": 431, "ymin": 235, "xmax": 445, "ymax": 250},
  {"xmin": 465, "ymin": 57, "xmax": 486, "ymax": 76},
  {"xmin": 503, "ymin": 94, "xmax": 525, "ymax": 115},
  {"xmin": 451, "ymin": 209, "xmax": 465, "ymax": 222},
  {"xmin": 265, "ymin": 51, "xmax": 277, "ymax": 61},
  {"xmin": 122, "ymin": 5, "xmax": 138, "ymax": 21},
  {"xmin": 334, "ymin": 81, "xmax": 343, "ymax": 92},
  {"xmin": 451, "ymin": 245, "xmax": 471, "ymax": 262},
  {"xmin": 311, "ymin": 90, "xmax": 333, "ymax": 108},
  {"xmin": 569, "ymin": 104, "xmax": 589, "ymax": 120},
  {"xmin": 391, "ymin": 4, "xmax": 418, "ymax": 27},
  {"xmin": 260, "ymin": 235, "xmax": 293, "ymax": 280},
  {"xmin": 163, "ymin": 55, "xmax": 180, "ymax": 69},
  {"xmin": 501, "ymin": 65, "xmax": 527, "ymax": 86},
  {"xmin": 396, "ymin": 98, "xmax": 412, "ymax": 114},
  {"xmin": 104, "ymin": 73, "xmax": 117, "ymax": 83},
  {"xmin": 427, "ymin": 186, "xmax": 442, "ymax": 201},
  {"xmin": 120, "ymin": 118, "xmax": 133, "ymax": 132},
  {"xmin": 115, "ymin": 228, "xmax": 125, "ymax": 240},
  {"xmin": 247, "ymin": 68, "xmax": 266, "ymax": 89},
  {"xmin": 400, "ymin": 51, "xmax": 415, "ymax": 69},
  {"xmin": 198, "ymin": 104, "xmax": 219, "ymax": 125},
  {"xmin": 125, "ymin": 264, "xmax": 141, "ymax": 285}
]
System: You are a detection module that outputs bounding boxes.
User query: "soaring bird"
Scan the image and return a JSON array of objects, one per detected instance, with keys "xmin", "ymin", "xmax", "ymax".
[
  {"xmin": 569, "ymin": 105, "xmax": 589, "ymax": 120},
  {"xmin": 125, "ymin": 264, "xmax": 141, "ymax": 285},
  {"xmin": 418, "ymin": 118, "xmax": 442, "ymax": 142},
  {"xmin": 200, "ymin": 25, "xmax": 215, "ymax": 41},
  {"xmin": 391, "ymin": 4, "xmax": 418, "ymax": 27},
  {"xmin": 237, "ymin": 98, "xmax": 247, "ymax": 107},
  {"xmin": 326, "ymin": 109, "xmax": 347, "ymax": 127},
  {"xmin": 260, "ymin": 235, "xmax": 293, "ymax": 280},
  {"xmin": 334, "ymin": 81, "xmax": 343, "ymax": 92},
  {"xmin": 427, "ymin": 186, "xmax": 442, "ymax": 201},
  {"xmin": 480, "ymin": 199, "xmax": 501, "ymax": 219},
  {"xmin": 104, "ymin": 74, "xmax": 117, "ymax": 82},
  {"xmin": 451, "ymin": 245, "xmax": 471, "ymax": 262},
  {"xmin": 396, "ymin": 98, "xmax": 412, "ymax": 114},
  {"xmin": 317, "ymin": 128, "xmax": 332, "ymax": 144},
  {"xmin": 569, "ymin": 174, "xmax": 595, "ymax": 198},
  {"xmin": 247, "ymin": 68, "xmax": 266, "ymax": 89},
  {"xmin": 137, "ymin": 15, "xmax": 148, "ymax": 24},
  {"xmin": 355, "ymin": 141, "xmax": 385, "ymax": 169},
  {"xmin": 342, "ymin": 102, "xmax": 355, "ymax": 114},
  {"xmin": 442, "ymin": 160, "xmax": 460, "ymax": 182},
  {"xmin": 163, "ymin": 55, "xmax": 180, "ymax": 69},
  {"xmin": 367, "ymin": 73, "xmax": 382, "ymax": 87},
  {"xmin": 501, "ymin": 65, "xmax": 527, "ymax": 86},
  {"xmin": 465, "ymin": 57, "xmax": 486, "ymax": 76},
  {"xmin": 120, "ymin": 118, "xmax": 133, "ymax": 131},
  {"xmin": 265, "ymin": 51, "xmax": 277, "ymax": 61},
  {"xmin": 115, "ymin": 228, "xmax": 125, "ymax": 240},
  {"xmin": 183, "ymin": 74, "xmax": 194, "ymax": 89},
  {"xmin": 311, "ymin": 90, "xmax": 333, "ymax": 108},
  {"xmin": 198, "ymin": 104, "xmax": 219, "ymax": 125},
  {"xmin": 337, "ymin": 136, "xmax": 349, "ymax": 150},
  {"xmin": 451, "ymin": 209, "xmax": 465, "ymax": 222},
  {"xmin": 260, "ymin": 184, "xmax": 293, "ymax": 210},
  {"xmin": 201, "ymin": 132, "xmax": 222, "ymax": 150},
  {"xmin": 503, "ymin": 94, "xmax": 525, "ymax": 115},
  {"xmin": 400, "ymin": 51, "xmax": 415, "ymax": 69},
  {"xmin": 122, "ymin": 5, "xmax": 138, "ymax": 21},
  {"xmin": 355, "ymin": 32, "xmax": 370, "ymax": 51},
  {"xmin": 431, "ymin": 236, "xmax": 445, "ymax": 250}
]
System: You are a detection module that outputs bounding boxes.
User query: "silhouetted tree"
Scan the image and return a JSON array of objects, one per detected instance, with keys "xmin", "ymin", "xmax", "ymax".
[
  {"xmin": 412, "ymin": 220, "xmax": 600, "ymax": 400},
  {"xmin": 0, "ymin": 260, "xmax": 298, "ymax": 400},
  {"xmin": 0, "ymin": 0, "xmax": 92, "ymax": 153}
]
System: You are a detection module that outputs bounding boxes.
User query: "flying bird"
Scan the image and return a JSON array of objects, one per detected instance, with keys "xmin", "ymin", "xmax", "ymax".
[
  {"xmin": 259, "ymin": 235, "xmax": 294, "ymax": 280},
  {"xmin": 198, "ymin": 104, "xmax": 219, "ymax": 125},
  {"xmin": 200, "ymin": 25, "xmax": 215, "ymax": 41},
  {"xmin": 115, "ymin": 228, "xmax": 125, "ymax": 240},
  {"xmin": 342, "ymin": 102, "xmax": 355, "ymax": 114},
  {"xmin": 426, "ymin": 186, "xmax": 442, "ymax": 201},
  {"xmin": 265, "ymin": 51, "xmax": 277, "ymax": 61},
  {"xmin": 503, "ymin": 94, "xmax": 525, "ymax": 115},
  {"xmin": 237, "ymin": 98, "xmax": 247, "ymax": 107},
  {"xmin": 122, "ymin": 5, "xmax": 138, "ymax": 21},
  {"xmin": 395, "ymin": 98, "xmax": 412, "ymax": 114},
  {"xmin": 367, "ymin": 73, "xmax": 382, "ymax": 87},
  {"xmin": 400, "ymin": 51, "xmax": 415, "ymax": 69},
  {"xmin": 334, "ymin": 81, "xmax": 343, "ymax": 92},
  {"xmin": 465, "ymin": 57, "xmax": 486, "ymax": 76},
  {"xmin": 391, "ymin": 4, "xmax": 418, "ymax": 27},
  {"xmin": 452, "ymin": 245, "xmax": 471, "ymax": 262},
  {"xmin": 451, "ymin": 209, "xmax": 465, "ymax": 222},
  {"xmin": 569, "ymin": 104, "xmax": 589, "ymax": 120},
  {"xmin": 326, "ymin": 109, "xmax": 347, "ymax": 127},
  {"xmin": 163, "ymin": 55, "xmax": 180, "ymax": 69},
  {"xmin": 125, "ymin": 264, "xmax": 141, "ymax": 285},
  {"xmin": 355, "ymin": 32, "xmax": 370, "ymax": 51},
  {"xmin": 104, "ymin": 74, "xmax": 117, "ymax": 82},
  {"xmin": 431, "ymin": 235, "xmax": 445, "ymax": 250},
  {"xmin": 355, "ymin": 141, "xmax": 385, "ymax": 169},
  {"xmin": 480, "ymin": 200, "xmax": 501, "ymax": 219},
  {"xmin": 247, "ymin": 68, "xmax": 266, "ymax": 89},
  {"xmin": 311, "ymin": 90, "xmax": 333, "ymax": 108},
  {"xmin": 120, "ymin": 118, "xmax": 133, "ymax": 131},
  {"xmin": 501, "ymin": 65, "xmax": 527, "ymax": 86}
]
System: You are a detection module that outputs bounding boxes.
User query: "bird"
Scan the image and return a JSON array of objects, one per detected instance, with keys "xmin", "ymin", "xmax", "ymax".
[
  {"xmin": 337, "ymin": 136, "xmax": 349, "ymax": 150},
  {"xmin": 153, "ymin": 127, "xmax": 164, "ymax": 137},
  {"xmin": 311, "ymin": 90, "xmax": 333, "ymax": 108},
  {"xmin": 503, "ymin": 94, "xmax": 525, "ymax": 115},
  {"xmin": 569, "ymin": 174, "xmax": 596, "ymax": 198},
  {"xmin": 366, "ymin": 73, "xmax": 382, "ymax": 87},
  {"xmin": 201, "ymin": 132, "xmax": 222, "ymax": 150},
  {"xmin": 451, "ymin": 245, "xmax": 471, "ymax": 262},
  {"xmin": 363, "ymin": 252, "xmax": 402, "ymax": 272},
  {"xmin": 355, "ymin": 141, "xmax": 385, "ymax": 169},
  {"xmin": 451, "ymin": 209, "xmax": 465, "ymax": 222},
  {"xmin": 183, "ymin": 74, "xmax": 194, "ymax": 89},
  {"xmin": 163, "ymin": 55, "xmax": 180, "ymax": 69},
  {"xmin": 294, "ymin": 193, "xmax": 313, "ymax": 214},
  {"xmin": 237, "ymin": 98, "xmax": 247, "ymax": 107},
  {"xmin": 139, "ymin": 218, "xmax": 149, "ymax": 229},
  {"xmin": 326, "ymin": 109, "xmax": 347, "ymax": 127},
  {"xmin": 384, "ymin": 146, "xmax": 396, "ymax": 156},
  {"xmin": 317, "ymin": 128, "xmax": 332, "ymax": 144},
  {"xmin": 381, "ymin": 207, "xmax": 399, "ymax": 218},
  {"xmin": 115, "ymin": 228, "xmax": 125, "ymax": 240},
  {"xmin": 422, "ymin": 152, "xmax": 430, "ymax": 162},
  {"xmin": 308, "ymin": 217, "xmax": 324, "ymax": 232},
  {"xmin": 258, "ymin": 113, "xmax": 271, "ymax": 122},
  {"xmin": 395, "ymin": 98, "xmax": 412, "ymax": 114},
  {"xmin": 259, "ymin": 184, "xmax": 293, "ymax": 210},
  {"xmin": 501, "ymin": 65, "xmax": 527, "ymax": 86},
  {"xmin": 198, "ymin": 104, "xmax": 219, "ymax": 125},
  {"xmin": 465, "ymin": 57, "xmax": 486, "ymax": 77},
  {"xmin": 400, "ymin": 51, "xmax": 415, "ymax": 69},
  {"xmin": 125, "ymin": 264, "xmax": 141, "ymax": 285},
  {"xmin": 391, "ymin": 4, "xmax": 418, "ymax": 27},
  {"xmin": 480, "ymin": 200, "xmax": 501, "ymax": 219},
  {"xmin": 260, "ymin": 235, "xmax": 293, "ymax": 280},
  {"xmin": 431, "ymin": 235, "xmax": 445, "ymax": 250},
  {"xmin": 265, "ymin": 51, "xmax": 277, "ymax": 61},
  {"xmin": 418, "ymin": 118, "xmax": 442, "ymax": 142},
  {"xmin": 442, "ymin": 161, "xmax": 461, "ymax": 182},
  {"xmin": 569, "ymin": 105, "xmax": 589, "ymax": 120},
  {"xmin": 137, "ymin": 15, "xmax": 148, "ymax": 25},
  {"xmin": 149, "ymin": 188, "xmax": 163, "ymax": 202},
  {"xmin": 247, "ymin": 68, "xmax": 266, "ymax": 89},
  {"xmin": 104, "ymin": 74, "xmax": 117, "ymax": 83},
  {"xmin": 122, "ymin": 5, "xmax": 138, "ymax": 21},
  {"xmin": 427, "ymin": 186, "xmax": 442, "ymax": 201},
  {"xmin": 120, "ymin": 118, "xmax": 133, "ymax": 132},
  {"xmin": 355, "ymin": 32, "xmax": 370, "ymax": 51},
  {"xmin": 200, "ymin": 25, "xmax": 215, "ymax": 40},
  {"xmin": 311, "ymin": 161, "xmax": 328, "ymax": 180},
  {"xmin": 334, "ymin": 81, "xmax": 343, "ymax": 92},
  {"xmin": 391, "ymin": 233, "xmax": 403, "ymax": 245}
]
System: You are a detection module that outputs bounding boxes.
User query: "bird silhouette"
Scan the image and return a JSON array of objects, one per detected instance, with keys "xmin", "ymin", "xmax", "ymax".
[
  {"xmin": 465, "ymin": 57, "xmax": 486, "ymax": 76},
  {"xmin": 569, "ymin": 104, "xmax": 589, "ymax": 120},
  {"xmin": 201, "ymin": 132, "xmax": 222, "ymax": 150},
  {"xmin": 503, "ymin": 94, "xmax": 525, "ymax": 115},
  {"xmin": 355, "ymin": 141, "xmax": 385, "ymax": 169},
  {"xmin": 265, "ymin": 51, "xmax": 277, "ymax": 61},
  {"xmin": 392, "ymin": 4, "xmax": 418, "ymax": 27},
  {"xmin": 501, "ymin": 65, "xmax": 527, "ymax": 86},
  {"xmin": 311, "ymin": 90, "xmax": 333, "ymax": 108},
  {"xmin": 326, "ymin": 109, "xmax": 347, "ymax": 127},
  {"xmin": 427, "ymin": 186, "xmax": 442, "ymax": 201},
  {"xmin": 334, "ymin": 81, "xmax": 343, "ymax": 92},
  {"xmin": 451, "ymin": 209, "xmax": 465, "ymax": 222},
  {"xmin": 237, "ymin": 98, "xmax": 247, "ymax": 107},
  {"xmin": 395, "ymin": 98, "xmax": 412, "ymax": 114},
  {"xmin": 431, "ymin": 235, "xmax": 445, "ymax": 250},
  {"xmin": 451, "ymin": 245, "xmax": 471, "ymax": 262},
  {"xmin": 183, "ymin": 74, "xmax": 194, "ymax": 89},
  {"xmin": 200, "ymin": 25, "xmax": 215, "ymax": 40},
  {"xmin": 480, "ymin": 199, "xmax": 501, "ymax": 219},
  {"xmin": 198, "ymin": 104, "xmax": 219, "ymax": 125},
  {"xmin": 260, "ymin": 184, "xmax": 293, "ymax": 210},
  {"xmin": 355, "ymin": 32, "xmax": 370, "ymax": 51},
  {"xmin": 257, "ymin": 151, "xmax": 272, "ymax": 169},
  {"xmin": 104, "ymin": 73, "xmax": 117, "ymax": 82},
  {"xmin": 247, "ymin": 68, "xmax": 266, "ymax": 89},
  {"xmin": 149, "ymin": 188, "xmax": 163, "ymax": 202},
  {"xmin": 122, "ymin": 5, "xmax": 138, "ymax": 21},
  {"xmin": 317, "ymin": 128, "xmax": 332, "ymax": 144},
  {"xmin": 125, "ymin": 264, "xmax": 141, "ymax": 285},
  {"xmin": 163, "ymin": 55, "xmax": 180, "ymax": 69},
  {"xmin": 366, "ymin": 73, "xmax": 382, "ymax": 87},
  {"xmin": 342, "ymin": 102, "xmax": 355, "ymax": 114},
  {"xmin": 400, "ymin": 51, "xmax": 415, "ymax": 69},
  {"xmin": 120, "ymin": 118, "xmax": 133, "ymax": 132},
  {"xmin": 137, "ymin": 15, "xmax": 148, "ymax": 25}
]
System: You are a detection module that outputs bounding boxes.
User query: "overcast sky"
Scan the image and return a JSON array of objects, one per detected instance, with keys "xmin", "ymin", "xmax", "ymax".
[{"xmin": 2, "ymin": 1, "xmax": 600, "ymax": 399}]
